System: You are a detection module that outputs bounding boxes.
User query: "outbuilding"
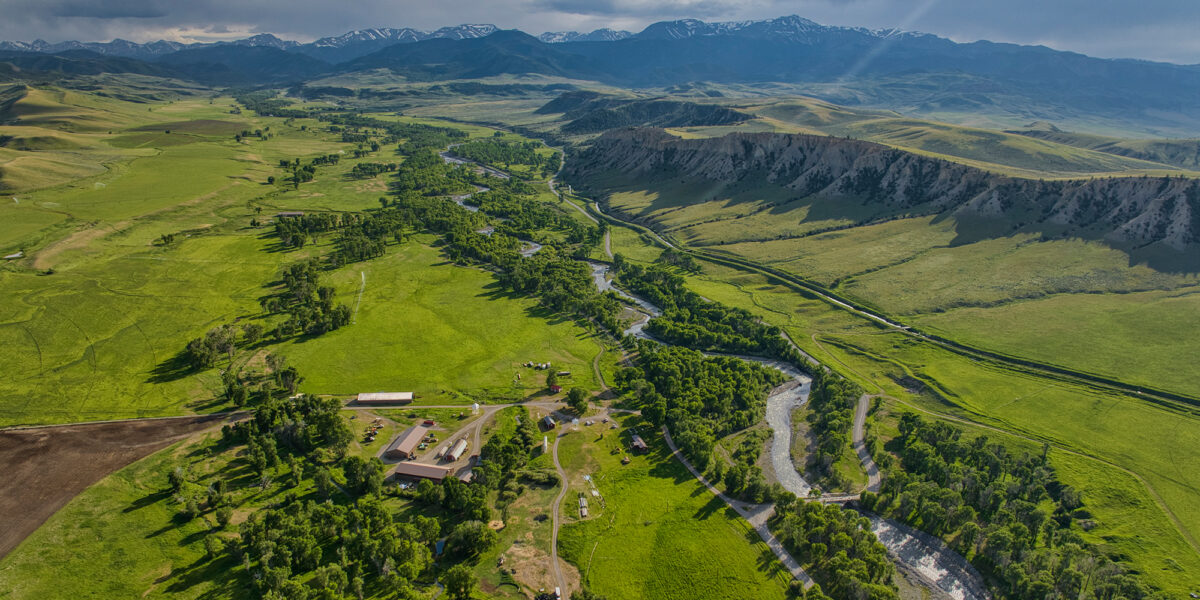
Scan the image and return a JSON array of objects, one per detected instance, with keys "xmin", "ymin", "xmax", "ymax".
[
  {"xmin": 542, "ymin": 416, "xmax": 557, "ymax": 430},
  {"xmin": 391, "ymin": 462, "xmax": 451, "ymax": 483},
  {"xmin": 356, "ymin": 392, "xmax": 414, "ymax": 405},
  {"xmin": 631, "ymin": 434, "xmax": 648, "ymax": 452},
  {"xmin": 446, "ymin": 439, "xmax": 470, "ymax": 462},
  {"xmin": 385, "ymin": 425, "xmax": 429, "ymax": 459}
]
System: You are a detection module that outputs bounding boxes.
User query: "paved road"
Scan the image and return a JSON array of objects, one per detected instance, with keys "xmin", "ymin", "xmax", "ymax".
[{"xmin": 661, "ymin": 426, "xmax": 814, "ymax": 587}]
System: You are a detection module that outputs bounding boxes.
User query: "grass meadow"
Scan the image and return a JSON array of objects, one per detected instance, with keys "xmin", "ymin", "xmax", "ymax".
[
  {"xmin": 556, "ymin": 414, "xmax": 792, "ymax": 600},
  {"xmin": 0, "ymin": 92, "xmax": 605, "ymax": 425},
  {"xmin": 283, "ymin": 237, "xmax": 603, "ymax": 404}
]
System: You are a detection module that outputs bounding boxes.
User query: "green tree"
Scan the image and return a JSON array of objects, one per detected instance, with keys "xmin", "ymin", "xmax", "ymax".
[
  {"xmin": 167, "ymin": 466, "xmax": 187, "ymax": 493},
  {"xmin": 567, "ymin": 387, "xmax": 589, "ymax": 414},
  {"xmin": 242, "ymin": 323, "xmax": 264, "ymax": 346},
  {"xmin": 215, "ymin": 505, "xmax": 233, "ymax": 528},
  {"xmin": 546, "ymin": 370, "xmax": 559, "ymax": 389},
  {"xmin": 343, "ymin": 456, "xmax": 385, "ymax": 496},
  {"xmin": 314, "ymin": 467, "xmax": 334, "ymax": 500},
  {"xmin": 442, "ymin": 564, "xmax": 475, "ymax": 600},
  {"xmin": 446, "ymin": 520, "xmax": 498, "ymax": 558}
]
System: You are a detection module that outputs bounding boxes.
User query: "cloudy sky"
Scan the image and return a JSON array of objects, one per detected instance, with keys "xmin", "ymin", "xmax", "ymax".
[{"xmin": 0, "ymin": 0, "xmax": 1197, "ymax": 64}]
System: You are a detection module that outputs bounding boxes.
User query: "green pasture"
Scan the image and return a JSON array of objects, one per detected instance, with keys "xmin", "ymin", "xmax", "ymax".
[
  {"xmin": 911, "ymin": 287, "xmax": 1200, "ymax": 399},
  {"xmin": 591, "ymin": 170, "xmax": 1200, "ymax": 401},
  {"xmin": 0, "ymin": 93, "xmax": 606, "ymax": 425},
  {"xmin": 283, "ymin": 238, "xmax": 602, "ymax": 403},
  {"xmin": 557, "ymin": 415, "xmax": 793, "ymax": 600}
]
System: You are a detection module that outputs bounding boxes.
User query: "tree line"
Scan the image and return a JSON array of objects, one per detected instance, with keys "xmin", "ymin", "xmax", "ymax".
[
  {"xmin": 771, "ymin": 499, "xmax": 897, "ymax": 600},
  {"xmin": 804, "ymin": 369, "xmax": 864, "ymax": 490},
  {"xmin": 861, "ymin": 414, "xmax": 1165, "ymax": 599}
]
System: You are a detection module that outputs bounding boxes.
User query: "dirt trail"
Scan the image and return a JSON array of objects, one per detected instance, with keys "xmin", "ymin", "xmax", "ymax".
[
  {"xmin": 550, "ymin": 432, "xmax": 569, "ymax": 595},
  {"xmin": 854, "ymin": 394, "xmax": 882, "ymax": 492},
  {"xmin": 661, "ymin": 426, "xmax": 814, "ymax": 587}
]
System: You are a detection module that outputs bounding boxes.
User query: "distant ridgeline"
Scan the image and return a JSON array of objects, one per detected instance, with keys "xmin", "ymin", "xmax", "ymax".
[
  {"xmin": 535, "ymin": 91, "xmax": 750, "ymax": 134},
  {"xmin": 567, "ymin": 128, "xmax": 1200, "ymax": 256}
]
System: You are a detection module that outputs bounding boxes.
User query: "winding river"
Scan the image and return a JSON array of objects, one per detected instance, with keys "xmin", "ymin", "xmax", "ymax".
[
  {"xmin": 442, "ymin": 146, "xmax": 988, "ymax": 599},
  {"xmin": 440, "ymin": 153, "xmax": 542, "ymax": 256},
  {"xmin": 587, "ymin": 261, "xmax": 988, "ymax": 600}
]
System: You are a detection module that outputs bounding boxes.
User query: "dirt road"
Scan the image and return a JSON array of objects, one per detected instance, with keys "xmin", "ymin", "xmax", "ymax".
[
  {"xmin": 550, "ymin": 431, "xmax": 569, "ymax": 595},
  {"xmin": 854, "ymin": 394, "xmax": 881, "ymax": 493}
]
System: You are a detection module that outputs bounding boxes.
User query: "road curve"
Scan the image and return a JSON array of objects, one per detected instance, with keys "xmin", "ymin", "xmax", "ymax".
[{"xmin": 853, "ymin": 395, "xmax": 882, "ymax": 493}]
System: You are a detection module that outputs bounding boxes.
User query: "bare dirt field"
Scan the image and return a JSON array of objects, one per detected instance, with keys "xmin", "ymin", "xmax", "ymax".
[{"xmin": 0, "ymin": 412, "xmax": 246, "ymax": 559}]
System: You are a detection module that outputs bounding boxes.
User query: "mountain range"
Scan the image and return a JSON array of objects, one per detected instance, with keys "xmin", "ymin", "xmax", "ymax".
[
  {"xmin": 2, "ymin": 16, "xmax": 1198, "ymax": 135},
  {"xmin": 0, "ymin": 17, "xmax": 939, "ymax": 62}
]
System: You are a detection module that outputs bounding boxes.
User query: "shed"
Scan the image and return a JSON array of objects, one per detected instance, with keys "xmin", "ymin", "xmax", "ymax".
[
  {"xmin": 356, "ymin": 392, "xmax": 414, "ymax": 405},
  {"xmin": 385, "ymin": 425, "xmax": 429, "ymax": 459},
  {"xmin": 631, "ymin": 434, "xmax": 648, "ymax": 452},
  {"xmin": 391, "ymin": 462, "xmax": 450, "ymax": 482},
  {"xmin": 542, "ymin": 416, "xmax": 557, "ymax": 430},
  {"xmin": 446, "ymin": 439, "xmax": 469, "ymax": 462},
  {"xmin": 549, "ymin": 384, "xmax": 562, "ymax": 393}
]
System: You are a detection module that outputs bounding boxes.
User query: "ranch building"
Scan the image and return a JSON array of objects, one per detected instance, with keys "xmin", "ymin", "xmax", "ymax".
[
  {"xmin": 356, "ymin": 392, "xmax": 414, "ymax": 405},
  {"xmin": 391, "ymin": 462, "xmax": 451, "ymax": 483},
  {"xmin": 385, "ymin": 425, "xmax": 429, "ymax": 459}
]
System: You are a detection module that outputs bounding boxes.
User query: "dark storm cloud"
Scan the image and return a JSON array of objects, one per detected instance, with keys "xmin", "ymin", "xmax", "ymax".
[
  {"xmin": 49, "ymin": 0, "xmax": 168, "ymax": 19},
  {"xmin": 535, "ymin": 0, "xmax": 737, "ymax": 18},
  {"xmin": 0, "ymin": 0, "xmax": 1195, "ymax": 63}
]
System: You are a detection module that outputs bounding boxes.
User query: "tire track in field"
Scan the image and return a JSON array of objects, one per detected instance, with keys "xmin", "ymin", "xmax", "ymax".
[
  {"xmin": 39, "ymin": 305, "xmax": 99, "ymax": 420},
  {"xmin": 19, "ymin": 323, "xmax": 43, "ymax": 373},
  {"xmin": 131, "ymin": 321, "xmax": 162, "ymax": 412}
]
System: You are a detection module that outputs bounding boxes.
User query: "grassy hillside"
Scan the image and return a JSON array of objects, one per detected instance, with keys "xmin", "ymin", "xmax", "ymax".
[
  {"xmin": 0, "ymin": 90, "xmax": 599, "ymax": 425},
  {"xmin": 575, "ymin": 145, "xmax": 1200, "ymax": 401},
  {"xmin": 1010, "ymin": 126, "xmax": 1200, "ymax": 170},
  {"xmin": 711, "ymin": 97, "xmax": 1197, "ymax": 178}
]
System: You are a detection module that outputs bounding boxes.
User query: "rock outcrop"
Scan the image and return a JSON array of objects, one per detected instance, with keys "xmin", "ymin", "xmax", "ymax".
[{"xmin": 567, "ymin": 128, "xmax": 1200, "ymax": 251}]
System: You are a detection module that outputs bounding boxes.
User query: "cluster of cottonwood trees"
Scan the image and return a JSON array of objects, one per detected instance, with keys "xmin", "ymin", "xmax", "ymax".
[
  {"xmin": 860, "ymin": 414, "xmax": 1165, "ymax": 599},
  {"xmin": 709, "ymin": 429, "xmax": 786, "ymax": 504},
  {"xmin": 451, "ymin": 138, "xmax": 561, "ymax": 178},
  {"xmin": 804, "ymin": 369, "xmax": 864, "ymax": 489},
  {"xmin": 348, "ymin": 162, "xmax": 397, "ymax": 179},
  {"xmin": 614, "ymin": 342, "xmax": 784, "ymax": 469},
  {"xmin": 772, "ymin": 500, "xmax": 897, "ymax": 600},
  {"xmin": 259, "ymin": 259, "xmax": 352, "ymax": 339},
  {"xmin": 274, "ymin": 213, "xmax": 343, "ymax": 249},
  {"xmin": 613, "ymin": 257, "xmax": 807, "ymax": 365}
]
